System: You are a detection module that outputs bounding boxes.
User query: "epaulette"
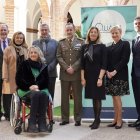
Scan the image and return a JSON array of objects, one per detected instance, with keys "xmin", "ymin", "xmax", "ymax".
[
  {"xmin": 77, "ymin": 37, "xmax": 84, "ymax": 41},
  {"xmin": 59, "ymin": 38, "xmax": 66, "ymax": 41}
]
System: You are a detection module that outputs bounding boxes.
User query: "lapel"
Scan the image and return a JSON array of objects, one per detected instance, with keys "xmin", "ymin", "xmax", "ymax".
[
  {"xmin": 7, "ymin": 38, "xmax": 11, "ymax": 45},
  {"xmin": 10, "ymin": 46, "xmax": 16, "ymax": 60},
  {"xmin": 65, "ymin": 38, "xmax": 71, "ymax": 48},
  {"xmin": 135, "ymin": 39, "xmax": 140, "ymax": 48},
  {"xmin": 0, "ymin": 40, "xmax": 3, "ymax": 54},
  {"xmin": 110, "ymin": 40, "xmax": 122, "ymax": 52}
]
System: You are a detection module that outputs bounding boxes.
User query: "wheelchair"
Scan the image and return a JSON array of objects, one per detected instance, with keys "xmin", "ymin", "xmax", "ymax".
[{"xmin": 10, "ymin": 92, "xmax": 54, "ymax": 134}]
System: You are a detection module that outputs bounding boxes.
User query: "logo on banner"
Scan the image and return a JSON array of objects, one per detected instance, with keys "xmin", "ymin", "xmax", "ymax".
[{"xmin": 92, "ymin": 10, "xmax": 126, "ymax": 44}]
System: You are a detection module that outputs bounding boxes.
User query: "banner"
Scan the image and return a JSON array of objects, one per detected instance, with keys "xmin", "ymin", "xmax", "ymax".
[{"xmin": 81, "ymin": 6, "xmax": 137, "ymax": 119}]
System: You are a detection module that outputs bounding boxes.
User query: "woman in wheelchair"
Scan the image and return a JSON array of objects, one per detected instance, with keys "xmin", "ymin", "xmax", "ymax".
[{"xmin": 16, "ymin": 46, "xmax": 50, "ymax": 133}]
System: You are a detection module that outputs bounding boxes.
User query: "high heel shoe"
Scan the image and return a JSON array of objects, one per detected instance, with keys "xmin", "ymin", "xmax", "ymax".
[
  {"xmin": 91, "ymin": 120, "xmax": 100, "ymax": 129},
  {"xmin": 115, "ymin": 122, "xmax": 123, "ymax": 129},
  {"xmin": 89, "ymin": 122, "xmax": 94, "ymax": 127},
  {"xmin": 107, "ymin": 122, "xmax": 117, "ymax": 127}
]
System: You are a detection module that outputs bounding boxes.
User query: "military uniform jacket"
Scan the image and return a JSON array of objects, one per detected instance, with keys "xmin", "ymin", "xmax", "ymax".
[{"xmin": 57, "ymin": 36, "xmax": 84, "ymax": 81}]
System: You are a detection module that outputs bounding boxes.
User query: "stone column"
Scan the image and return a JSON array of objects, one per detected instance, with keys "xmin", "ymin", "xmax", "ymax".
[{"xmin": 4, "ymin": 4, "xmax": 14, "ymax": 38}]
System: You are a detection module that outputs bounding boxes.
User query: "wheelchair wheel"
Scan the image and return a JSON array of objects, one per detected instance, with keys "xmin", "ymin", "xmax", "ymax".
[
  {"xmin": 10, "ymin": 93, "xmax": 21, "ymax": 127},
  {"xmin": 14, "ymin": 126, "xmax": 22, "ymax": 134}
]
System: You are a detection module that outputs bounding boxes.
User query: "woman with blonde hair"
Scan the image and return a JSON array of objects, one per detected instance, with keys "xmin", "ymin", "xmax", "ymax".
[
  {"xmin": 106, "ymin": 25, "xmax": 130, "ymax": 129},
  {"xmin": 81, "ymin": 26, "xmax": 107, "ymax": 129},
  {"xmin": 16, "ymin": 46, "xmax": 50, "ymax": 133},
  {"xmin": 2, "ymin": 31, "xmax": 28, "ymax": 121}
]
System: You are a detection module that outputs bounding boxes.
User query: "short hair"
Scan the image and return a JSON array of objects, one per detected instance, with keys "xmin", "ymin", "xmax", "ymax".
[
  {"xmin": 65, "ymin": 22, "xmax": 75, "ymax": 29},
  {"xmin": 85, "ymin": 26, "xmax": 101, "ymax": 44},
  {"xmin": 110, "ymin": 25, "xmax": 122, "ymax": 33},
  {"xmin": 28, "ymin": 46, "xmax": 46, "ymax": 63},
  {"xmin": 10, "ymin": 31, "xmax": 28, "ymax": 48},
  {"xmin": 0, "ymin": 23, "xmax": 9, "ymax": 30},
  {"xmin": 134, "ymin": 16, "xmax": 140, "ymax": 21},
  {"xmin": 39, "ymin": 23, "xmax": 50, "ymax": 32}
]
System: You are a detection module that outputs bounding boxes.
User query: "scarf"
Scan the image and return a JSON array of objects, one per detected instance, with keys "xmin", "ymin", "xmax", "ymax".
[
  {"xmin": 28, "ymin": 59, "xmax": 42, "ymax": 71},
  {"xmin": 40, "ymin": 35, "xmax": 51, "ymax": 44}
]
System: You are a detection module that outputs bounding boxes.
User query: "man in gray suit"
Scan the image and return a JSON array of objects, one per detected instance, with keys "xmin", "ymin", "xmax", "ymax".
[
  {"xmin": 0, "ymin": 23, "xmax": 11, "ymax": 121},
  {"xmin": 32, "ymin": 23, "xmax": 58, "ymax": 100},
  {"xmin": 57, "ymin": 22, "xmax": 84, "ymax": 126}
]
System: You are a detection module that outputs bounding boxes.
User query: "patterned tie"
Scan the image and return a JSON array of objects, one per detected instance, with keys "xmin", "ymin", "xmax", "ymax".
[{"xmin": 3, "ymin": 40, "xmax": 6, "ymax": 50}]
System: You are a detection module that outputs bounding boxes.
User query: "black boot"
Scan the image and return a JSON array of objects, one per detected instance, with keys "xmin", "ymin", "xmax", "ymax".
[
  {"xmin": 38, "ymin": 118, "xmax": 48, "ymax": 132},
  {"xmin": 91, "ymin": 100, "xmax": 101, "ymax": 130},
  {"xmin": 27, "ymin": 119, "xmax": 38, "ymax": 133}
]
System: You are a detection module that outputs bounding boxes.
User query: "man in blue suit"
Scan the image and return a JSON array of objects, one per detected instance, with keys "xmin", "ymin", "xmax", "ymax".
[
  {"xmin": 0, "ymin": 23, "xmax": 11, "ymax": 121},
  {"xmin": 32, "ymin": 23, "xmax": 58, "ymax": 100},
  {"xmin": 128, "ymin": 17, "xmax": 140, "ymax": 131}
]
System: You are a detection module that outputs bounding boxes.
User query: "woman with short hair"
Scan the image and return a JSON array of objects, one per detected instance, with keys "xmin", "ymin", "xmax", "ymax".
[{"xmin": 106, "ymin": 25, "xmax": 130, "ymax": 129}]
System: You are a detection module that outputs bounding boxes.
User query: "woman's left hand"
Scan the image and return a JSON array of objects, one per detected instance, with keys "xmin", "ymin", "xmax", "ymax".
[
  {"xmin": 110, "ymin": 70, "xmax": 117, "ymax": 77},
  {"xmin": 97, "ymin": 79, "xmax": 102, "ymax": 87}
]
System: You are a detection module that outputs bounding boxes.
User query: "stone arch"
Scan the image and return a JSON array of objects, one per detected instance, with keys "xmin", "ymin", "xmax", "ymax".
[
  {"xmin": 38, "ymin": 0, "xmax": 49, "ymax": 23},
  {"xmin": 63, "ymin": 0, "xmax": 77, "ymax": 23}
]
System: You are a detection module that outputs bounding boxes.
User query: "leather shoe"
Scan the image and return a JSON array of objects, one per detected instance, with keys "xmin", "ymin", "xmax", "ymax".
[
  {"xmin": 59, "ymin": 121, "xmax": 69, "ymax": 125},
  {"xmin": 115, "ymin": 123, "xmax": 123, "ymax": 129},
  {"xmin": 107, "ymin": 122, "xmax": 117, "ymax": 127},
  {"xmin": 91, "ymin": 120, "xmax": 100, "ymax": 129},
  {"xmin": 128, "ymin": 120, "xmax": 140, "ymax": 127},
  {"xmin": 75, "ymin": 121, "xmax": 81, "ymax": 126}
]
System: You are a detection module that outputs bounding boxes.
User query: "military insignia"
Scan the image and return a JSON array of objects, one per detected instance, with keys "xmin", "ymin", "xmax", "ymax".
[{"xmin": 74, "ymin": 43, "xmax": 81, "ymax": 50}]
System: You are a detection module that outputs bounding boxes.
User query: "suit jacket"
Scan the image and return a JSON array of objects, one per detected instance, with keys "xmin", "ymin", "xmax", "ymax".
[
  {"xmin": 32, "ymin": 37, "xmax": 58, "ymax": 78},
  {"xmin": 57, "ymin": 36, "xmax": 84, "ymax": 81},
  {"xmin": 107, "ymin": 40, "xmax": 130, "ymax": 80},
  {"xmin": 0, "ymin": 38, "xmax": 11, "ymax": 79},
  {"xmin": 132, "ymin": 37, "xmax": 140, "ymax": 77}
]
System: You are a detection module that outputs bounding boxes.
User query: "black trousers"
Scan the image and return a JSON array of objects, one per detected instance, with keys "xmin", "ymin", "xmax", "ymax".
[
  {"xmin": 25, "ymin": 91, "xmax": 48, "ymax": 124},
  {"xmin": 0, "ymin": 79, "xmax": 3, "ymax": 117},
  {"xmin": 132, "ymin": 73, "xmax": 140, "ymax": 120},
  {"xmin": 3, "ymin": 94, "xmax": 12, "ymax": 118},
  {"xmin": 48, "ymin": 77, "xmax": 56, "ymax": 100}
]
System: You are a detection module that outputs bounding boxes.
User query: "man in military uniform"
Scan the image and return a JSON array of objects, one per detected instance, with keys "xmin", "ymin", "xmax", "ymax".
[{"xmin": 57, "ymin": 22, "xmax": 84, "ymax": 126}]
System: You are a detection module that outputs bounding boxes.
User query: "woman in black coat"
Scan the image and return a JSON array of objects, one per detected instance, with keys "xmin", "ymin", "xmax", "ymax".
[
  {"xmin": 81, "ymin": 27, "xmax": 107, "ymax": 129},
  {"xmin": 16, "ymin": 46, "xmax": 50, "ymax": 133},
  {"xmin": 106, "ymin": 25, "xmax": 130, "ymax": 129}
]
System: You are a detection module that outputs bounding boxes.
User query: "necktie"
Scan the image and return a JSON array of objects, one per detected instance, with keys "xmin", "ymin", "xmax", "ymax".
[
  {"xmin": 135, "ymin": 36, "xmax": 140, "ymax": 46},
  {"xmin": 3, "ymin": 40, "xmax": 6, "ymax": 50},
  {"xmin": 42, "ymin": 41, "xmax": 47, "ymax": 56},
  {"xmin": 69, "ymin": 39, "xmax": 72, "ymax": 46}
]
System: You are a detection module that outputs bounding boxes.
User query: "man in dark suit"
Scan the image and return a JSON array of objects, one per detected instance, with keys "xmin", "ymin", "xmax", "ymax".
[
  {"xmin": 32, "ymin": 23, "xmax": 58, "ymax": 100},
  {"xmin": 57, "ymin": 23, "xmax": 84, "ymax": 126},
  {"xmin": 128, "ymin": 17, "xmax": 140, "ymax": 131},
  {"xmin": 0, "ymin": 23, "xmax": 11, "ymax": 121}
]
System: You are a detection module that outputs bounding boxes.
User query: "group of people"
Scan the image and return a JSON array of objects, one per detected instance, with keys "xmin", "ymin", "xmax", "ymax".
[
  {"xmin": 57, "ymin": 17, "xmax": 140, "ymax": 132},
  {"xmin": 0, "ymin": 16, "xmax": 140, "ymax": 133},
  {"xmin": 0, "ymin": 23, "xmax": 58, "ymax": 133}
]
